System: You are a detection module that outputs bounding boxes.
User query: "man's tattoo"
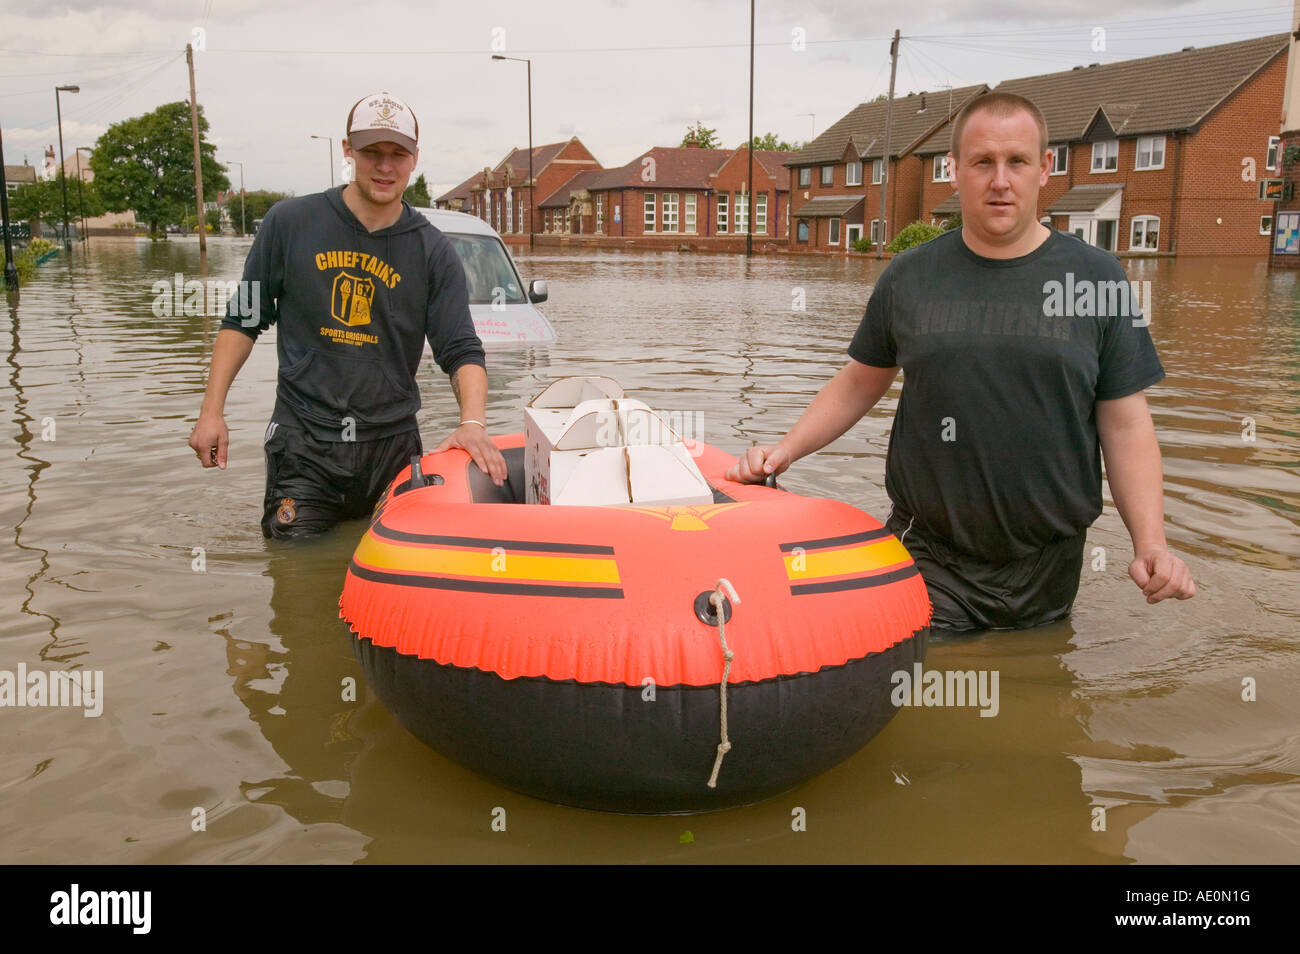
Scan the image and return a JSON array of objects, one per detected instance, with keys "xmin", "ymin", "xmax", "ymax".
[{"xmin": 451, "ymin": 368, "xmax": 463, "ymax": 403}]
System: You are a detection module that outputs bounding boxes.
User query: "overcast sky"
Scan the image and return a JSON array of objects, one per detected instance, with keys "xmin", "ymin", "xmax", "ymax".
[{"xmin": 1, "ymin": 0, "xmax": 1293, "ymax": 199}]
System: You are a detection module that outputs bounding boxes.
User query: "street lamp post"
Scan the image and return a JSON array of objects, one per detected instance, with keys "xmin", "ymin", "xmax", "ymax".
[
  {"xmin": 75, "ymin": 146, "xmax": 91, "ymax": 244},
  {"xmin": 492, "ymin": 55, "xmax": 533, "ymax": 249},
  {"xmin": 54, "ymin": 84, "xmax": 80, "ymax": 250},
  {"xmin": 230, "ymin": 160, "xmax": 246, "ymax": 234},
  {"xmin": 311, "ymin": 135, "xmax": 334, "ymax": 188}
]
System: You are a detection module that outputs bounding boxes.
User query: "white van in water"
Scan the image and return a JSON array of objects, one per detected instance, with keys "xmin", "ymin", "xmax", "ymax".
[{"xmin": 415, "ymin": 207, "xmax": 556, "ymax": 345}]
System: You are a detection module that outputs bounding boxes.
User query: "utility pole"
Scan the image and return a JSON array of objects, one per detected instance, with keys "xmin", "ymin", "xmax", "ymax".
[
  {"xmin": 231, "ymin": 160, "xmax": 246, "ymax": 234},
  {"xmin": 877, "ymin": 29, "xmax": 899, "ymax": 260},
  {"xmin": 186, "ymin": 43, "xmax": 206, "ymax": 253},
  {"xmin": 1, "ymin": 122, "xmax": 19, "ymax": 288},
  {"xmin": 746, "ymin": 0, "xmax": 755, "ymax": 257},
  {"xmin": 76, "ymin": 146, "xmax": 91, "ymax": 245}
]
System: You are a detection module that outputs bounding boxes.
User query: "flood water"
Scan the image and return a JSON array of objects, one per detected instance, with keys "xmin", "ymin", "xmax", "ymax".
[{"xmin": 1, "ymin": 236, "xmax": 1297, "ymax": 863}]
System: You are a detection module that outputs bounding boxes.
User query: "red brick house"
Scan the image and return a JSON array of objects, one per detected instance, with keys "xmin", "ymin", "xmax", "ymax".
[
  {"xmin": 922, "ymin": 34, "xmax": 1288, "ymax": 257},
  {"xmin": 554, "ymin": 145, "xmax": 795, "ymax": 248},
  {"xmin": 435, "ymin": 138, "xmax": 602, "ymax": 240},
  {"xmin": 1271, "ymin": 12, "xmax": 1300, "ymax": 268},
  {"xmin": 785, "ymin": 84, "xmax": 988, "ymax": 251}
]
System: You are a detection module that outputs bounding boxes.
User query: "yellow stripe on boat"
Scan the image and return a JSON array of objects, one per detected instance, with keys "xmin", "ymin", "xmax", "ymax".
[
  {"xmin": 354, "ymin": 533, "xmax": 622, "ymax": 584},
  {"xmin": 784, "ymin": 537, "xmax": 912, "ymax": 580}
]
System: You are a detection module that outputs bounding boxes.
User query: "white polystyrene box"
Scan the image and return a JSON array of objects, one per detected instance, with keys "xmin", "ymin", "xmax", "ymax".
[{"xmin": 523, "ymin": 376, "xmax": 711, "ymax": 507}]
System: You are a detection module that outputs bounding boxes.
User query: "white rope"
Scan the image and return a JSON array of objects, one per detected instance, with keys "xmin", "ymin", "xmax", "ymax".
[{"xmin": 706, "ymin": 578, "xmax": 741, "ymax": 789}]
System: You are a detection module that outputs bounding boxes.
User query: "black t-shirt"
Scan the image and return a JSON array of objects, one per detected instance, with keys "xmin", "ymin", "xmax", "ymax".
[{"xmin": 848, "ymin": 228, "xmax": 1164, "ymax": 563}]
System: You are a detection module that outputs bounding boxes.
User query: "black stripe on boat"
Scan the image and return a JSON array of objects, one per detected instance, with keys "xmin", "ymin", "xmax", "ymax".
[
  {"xmin": 372, "ymin": 520, "xmax": 617, "ymax": 555},
  {"xmin": 790, "ymin": 564, "xmax": 920, "ymax": 595},
  {"xmin": 778, "ymin": 527, "xmax": 894, "ymax": 552}
]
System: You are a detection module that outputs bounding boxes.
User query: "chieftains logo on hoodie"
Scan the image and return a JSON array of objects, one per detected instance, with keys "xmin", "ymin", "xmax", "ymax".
[
  {"xmin": 332, "ymin": 272, "xmax": 375, "ymax": 326},
  {"xmin": 314, "ymin": 250, "xmax": 402, "ymax": 346}
]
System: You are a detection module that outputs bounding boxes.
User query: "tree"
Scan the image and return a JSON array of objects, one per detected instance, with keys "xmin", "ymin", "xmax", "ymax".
[
  {"xmin": 746, "ymin": 132, "xmax": 804, "ymax": 152},
  {"xmin": 89, "ymin": 101, "xmax": 229, "ymax": 237},
  {"xmin": 403, "ymin": 173, "xmax": 431, "ymax": 207},
  {"xmin": 885, "ymin": 221, "xmax": 945, "ymax": 253},
  {"xmin": 236, "ymin": 190, "xmax": 293, "ymax": 229},
  {"xmin": 681, "ymin": 121, "xmax": 721, "ymax": 149},
  {"xmin": 9, "ymin": 173, "xmax": 106, "ymax": 228}
]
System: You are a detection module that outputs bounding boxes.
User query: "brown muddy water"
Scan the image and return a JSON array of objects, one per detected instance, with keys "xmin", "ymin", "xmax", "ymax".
[{"xmin": 1, "ymin": 236, "xmax": 1296, "ymax": 863}]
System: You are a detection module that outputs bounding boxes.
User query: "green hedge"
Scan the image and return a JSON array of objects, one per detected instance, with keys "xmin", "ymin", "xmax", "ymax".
[{"xmin": 885, "ymin": 221, "xmax": 945, "ymax": 253}]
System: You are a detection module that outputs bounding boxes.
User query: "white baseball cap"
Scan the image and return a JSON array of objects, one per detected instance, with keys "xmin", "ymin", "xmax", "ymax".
[{"xmin": 346, "ymin": 91, "xmax": 419, "ymax": 153}]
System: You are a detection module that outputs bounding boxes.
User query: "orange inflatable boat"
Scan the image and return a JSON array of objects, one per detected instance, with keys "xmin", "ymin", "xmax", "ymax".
[{"xmin": 339, "ymin": 434, "xmax": 931, "ymax": 813}]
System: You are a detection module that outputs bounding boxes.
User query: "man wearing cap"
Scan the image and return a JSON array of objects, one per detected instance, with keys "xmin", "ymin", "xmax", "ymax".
[{"xmin": 189, "ymin": 91, "xmax": 507, "ymax": 538}]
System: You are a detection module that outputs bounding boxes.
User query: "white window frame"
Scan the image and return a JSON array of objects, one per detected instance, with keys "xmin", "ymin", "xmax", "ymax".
[
  {"xmin": 870, "ymin": 219, "xmax": 881, "ymax": 243},
  {"xmin": 1091, "ymin": 140, "xmax": 1118, "ymax": 173},
  {"xmin": 596, "ymin": 193, "xmax": 604, "ymax": 233},
  {"xmin": 662, "ymin": 192, "xmax": 679, "ymax": 233},
  {"xmin": 932, "ymin": 155, "xmax": 950, "ymax": 182},
  {"xmin": 755, "ymin": 193, "xmax": 767, "ymax": 233},
  {"xmin": 506, "ymin": 194, "xmax": 514, "ymax": 233},
  {"xmin": 1050, "ymin": 145, "xmax": 1068, "ymax": 175},
  {"xmin": 1129, "ymin": 214, "xmax": 1160, "ymax": 250},
  {"xmin": 872, "ymin": 159, "xmax": 884, "ymax": 185},
  {"xmin": 820, "ymin": 165, "xmax": 834, "ymax": 186},
  {"xmin": 644, "ymin": 192, "xmax": 656, "ymax": 232},
  {"xmin": 717, "ymin": 193, "xmax": 728, "ymax": 233},
  {"xmin": 735, "ymin": 193, "xmax": 749, "ymax": 233},
  {"xmin": 796, "ymin": 219, "xmax": 809, "ymax": 242},
  {"xmin": 798, "ymin": 167, "xmax": 811, "ymax": 187},
  {"xmin": 1267, "ymin": 136, "xmax": 1280, "ymax": 172},
  {"xmin": 846, "ymin": 161, "xmax": 862, "ymax": 186},
  {"xmin": 684, "ymin": 193, "xmax": 696, "ymax": 233},
  {"xmin": 829, "ymin": 217, "xmax": 841, "ymax": 245},
  {"xmin": 1135, "ymin": 135, "xmax": 1165, "ymax": 171},
  {"xmin": 1261, "ymin": 215, "xmax": 1273, "ymax": 235},
  {"xmin": 846, "ymin": 223, "xmax": 863, "ymax": 246}
]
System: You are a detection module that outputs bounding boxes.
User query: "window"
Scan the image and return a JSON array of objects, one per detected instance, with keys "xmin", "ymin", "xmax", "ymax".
[
  {"xmin": 662, "ymin": 192, "xmax": 679, "ymax": 233},
  {"xmin": 820, "ymin": 166, "xmax": 834, "ymax": 186},
  {"xmin": 1091, "ymin": 140, "xmax": 1118, "ymax": 172},
  {"xmin": 506, "ymin": 194, "xmax": 513, "ymax": 233},
  {"xmin": 596, "ymin": 193, "xmax": 604, "ymax": 232},
  {"xmin": 1050, "ymin": 145, "xmax": 1068, "ymax": 175},
  {"xmin": 829, "ymin": 218, "xmax": 841, "ymax": 245},
  {"xmin": 717, "ymin": 193, "xmax": 728, "ymax": 233},
  {"xmin": 932, "ymin": 155, "xmax": 949, "ymax": 182},
  {"xmin": 684, "ymin": 193, "xmax": 696, "ymax": 233},
  {"xmin": 846, "ymin": 161, "xmax": 862, "ymax": 186},
  {"xmin": 755, "ymin": 193, "xmax": 767, "ymax": 233},
  {"xmin": 1261, "ymin": 215, "xmax": 1273, "ymax": 235},
  {"xmin": 870, "ymin": 219, "xmax": 881, "ymax": 243},
  {"xmin": 796, "ymin": 220, "xmax": 809, "ymax": 242},
  {"xmin": 798, "ymin": 167, "xmax": 811, "ymax": 187},
  {"xmin": 735, "ymin": 193, "xmax": 749, "ymax": 232},
  {"xmin": 644, "ymin": 192, "xmax": 656, "ymax": 232},
  {"xmin": 1135, "ymin": 135, "xmax": 1165, "ymax": 171},
  {"xmin": 872, "ymin": 159, "xmax": 884, "ymax": 185},
  {"xmin": 1267, "ymin": 136, "xmax": 1280, "ymax": 172},
  {"xmin": 1129, "ymin": 215, "xmax": 1158, "ymax": 250}
]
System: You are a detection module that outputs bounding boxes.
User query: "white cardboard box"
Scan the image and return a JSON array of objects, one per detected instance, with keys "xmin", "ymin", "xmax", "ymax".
[{"xmin": 524, "ymin": 376, "xmax": 713, "ymax": 507}]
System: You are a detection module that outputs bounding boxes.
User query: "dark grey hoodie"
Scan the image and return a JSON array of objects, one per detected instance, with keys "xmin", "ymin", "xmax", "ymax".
[{"xmin": 222, "ymin": 186, "xmax": 485, "ymax": 442}]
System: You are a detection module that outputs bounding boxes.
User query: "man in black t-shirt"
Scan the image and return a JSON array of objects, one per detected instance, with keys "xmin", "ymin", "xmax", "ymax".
[{"xmin": 728, "ymin": 92, "xmax": 1195, "ymax": 630}]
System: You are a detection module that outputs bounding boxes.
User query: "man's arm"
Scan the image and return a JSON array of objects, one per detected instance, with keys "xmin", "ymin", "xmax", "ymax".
[
  {"xmin": 726, "ymin": 359, "xmax": 899, "ymax": 482},
  {"xmin": 189, "ymin": 328, "xmax": 256, "ymax": 469},
  {"xmin": 1096, "ymin": 391, "xmax": 1195, "ymax": 603},
  {"xmin": 432, "ymin": 362, "xmax": 507, "ymax": 486}
]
